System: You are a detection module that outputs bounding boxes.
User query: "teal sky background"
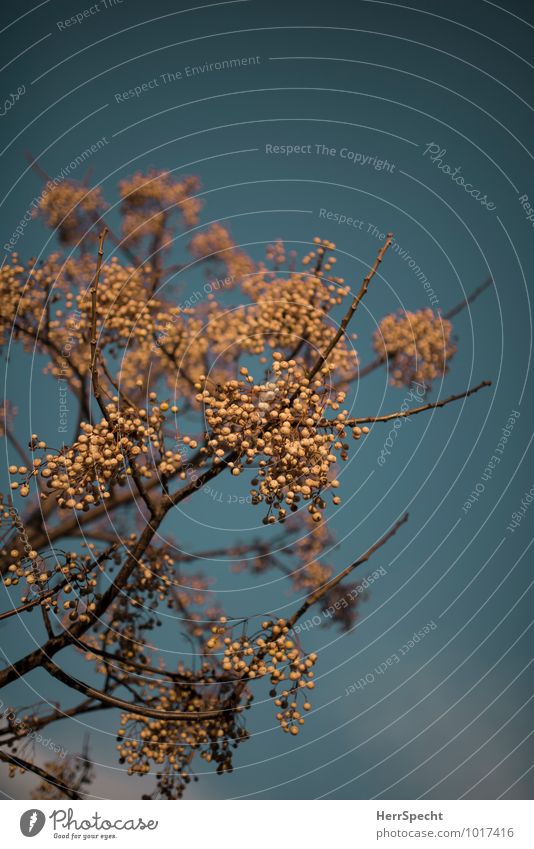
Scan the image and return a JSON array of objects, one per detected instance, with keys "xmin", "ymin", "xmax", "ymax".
[{"xmin": 0, "ymin": 0, "xmax": 533, "ymax": 800}]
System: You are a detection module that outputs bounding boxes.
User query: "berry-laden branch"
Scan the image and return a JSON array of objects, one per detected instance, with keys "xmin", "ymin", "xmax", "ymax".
[
  {"xmin": 0, "ymin": 160, "xmax": 494, "ymax": 799},
  {"xmin": 220, "ymin": 513, "xmax": 409, "ymax": 721},
  {"xmin": 1, "ymin": 512, "xmax": 408, "ymax": 728},
  {"xmin": 0, "ymin": 513, "xmax": 166, "ymax": 690}
]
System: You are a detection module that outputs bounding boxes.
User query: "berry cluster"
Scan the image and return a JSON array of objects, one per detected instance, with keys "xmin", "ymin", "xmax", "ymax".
[
  {"xmin": 117, "ymin": 682, "xmax": 252, "ymax": 799},
  {"xmin": 0, "ymin": 255, "xmax": 62, "ymax": 349},
  {"xmin": 119, "ymin": 170, "xmax": 202, "ymax": 245},
  {"xmin": 189, "ymin": 222, "xmax": 255, "ymax": 280},
  {"xmin": 226, "ymin": 238, "xmax": 358, "ymax": 378},
  {"xmin": 2, "ymin": 542, "xmax": 115, "ymax": 624},
  {"xmin": 218, "ymin": 617, "xmax": 317, "ymax": 734},
  {"xmin": 34, "ymin": 181, "xmax": 106, "ymax": 245},
  {"xmin": 198, "ymin": 354, "xmax": 365, "ymax": 522},
  {"xmin": 375, "ymin": 308, "xmax": 456, "ymax": 388}
]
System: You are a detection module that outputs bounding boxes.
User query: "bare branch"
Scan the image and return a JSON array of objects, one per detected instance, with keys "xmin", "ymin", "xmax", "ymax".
[
  {"xmin": 0, "ymin": 749, "xmax": 81, "ymax": 800},
  {"xmin": 287, "ymin": 512, "xmax": 409, "ymax": 628},
  {"xmin": 306, "ymin": 232, "xmax": 393, "ymax": 383},
  {"xmin": 89, "ymin": 227, "xmax": 109, "ymax": 415},
  {"xmin": 42, "ymin": 659, "xmax": 222, "ymax": 721},
  {"xmin": 338, "ymin": 379, "xmax": 491, "ymax": 426},
  {"xmin": 72, "ymin": 639, "xmax": 192, "ymax": 683},
  {"xmin": 0, "ymin": 698, "xmax": 111, "ymax": 742},
  {"xmin": 445, "ymin": 277, "xmax": 493, "ymax": 320}
]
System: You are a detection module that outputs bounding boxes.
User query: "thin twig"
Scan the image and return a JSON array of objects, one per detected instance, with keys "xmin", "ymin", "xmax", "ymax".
[
  {"xmin": 0, "ymin": 542, "xmax": 119, "ymax": 622},
  {"xmin": 305, "ymin": 233, "xmax": 393, "ymax": 384},
  {"xmin": 445, "ymin": 277, "xmax": 493, "ymax": 320},
  {"xmin": 0, "ymin": 749, "xmax": 81, "ymax": 800},
  {"xmin": 89, "ymin": 228, "xmax": 109, "ymax": 414},
  {"xmin": 72, "ymin": 639, "xmax": 192, "ymax": 683},
  {"xmin": 337, "ymin": 379, "xmax": 491, "ymax": 426},
  {"xmin": 357, "ymin": 354, "xmax": 386, "ymax": 378},
  {"xmin": 0, "ymin": 589, "xmax": 57, "ymax": 622},
  {"xmin": 287, "ymin": 513, "xmax": 409, "ymax": 628},
  {"xmin": 0, "ymin": 697, "xmax": 110, "ymax": 742}
]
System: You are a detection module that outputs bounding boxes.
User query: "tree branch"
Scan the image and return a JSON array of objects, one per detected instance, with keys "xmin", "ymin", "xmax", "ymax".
[
  {"xmin": 287, "ymin": 512, "xmax": 409, "ymax": 628},
  {"xmin": 0, "ymin": 698, "xmax": 112, "ymax": 742},
  {"xmin": 89, "ymin": 227, "xmax": 109, "ymax": 415},
  {"xmin": 338, "ymin": 379, "xmax": 491, "ymax": 425},
  {"xmin": 445, "ymin": 277, "xmax": 493, "ymax": 320},
  {"xmin": 306, "ymin": 233, "xmax": 393, "ymax": 384},
  {"xmin": 42, "ymin": 658, "xmax": 222, "ymax": 721},
  {"xmin": 0, "ymin": 516, "xmax": 164, "ymax": 689},
  {"xmin": 0, "ymin": 749, "xmax": 81, "ymax": 800}
]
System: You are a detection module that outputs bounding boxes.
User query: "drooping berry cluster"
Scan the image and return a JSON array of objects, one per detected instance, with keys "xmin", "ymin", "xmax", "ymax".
[
  {"xmin": 2, "ymin": 541, "xmax": 117, "ymax": 624},
  {"xmin": 198, "ymin": 354, "xmax": 367, "ymax": 522},
  {"xmin": 116, "ymin": 680, "xmax": 252, "ymax": 799}
]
